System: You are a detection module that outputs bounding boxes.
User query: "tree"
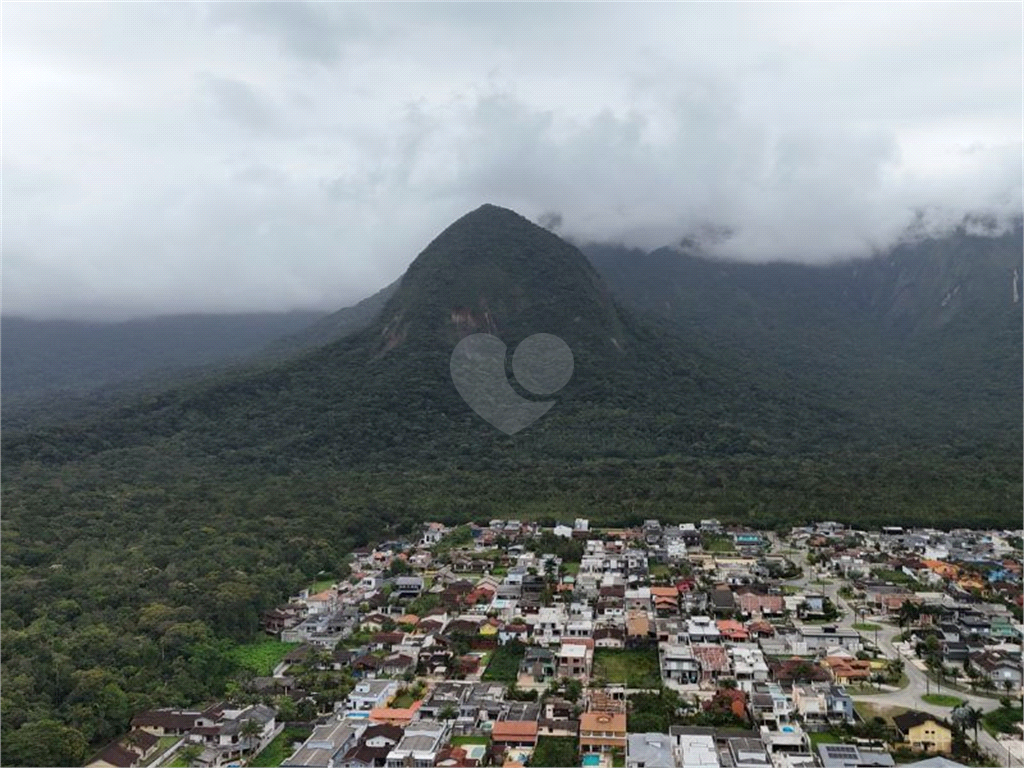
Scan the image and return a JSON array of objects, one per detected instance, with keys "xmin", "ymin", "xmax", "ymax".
[
  {"xmin": 954, "ymin": 705, "xmax": 984, "ymax": 744},
  {"xmin": 438, "ymin": 704, "xmax": 459, "ymax": 720},
  {"xmin": 177, "ymin": 744, "xmax": 203, "ymax": 767},
  {"xmin": 240, "ymin": 718, "xmax": 264, "ymax": 758},
  {"xmin": 564, "ymin": 678, "xmax": 583, "ymax": 703},
  {"xmin": 0, "ymin": 720, "xmax": 89, "ymax": 768}
]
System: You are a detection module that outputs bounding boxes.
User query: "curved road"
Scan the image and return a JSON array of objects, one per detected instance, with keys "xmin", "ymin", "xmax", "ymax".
[{"xmin": 774, "ymin": 539, "xmax": 1022, "ymax": 766}]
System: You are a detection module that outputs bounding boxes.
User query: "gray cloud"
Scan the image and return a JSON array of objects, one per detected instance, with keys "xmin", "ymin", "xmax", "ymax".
[{"xmin": 2, "ymin": 2, "xmax": 1020, "ymax": 318}]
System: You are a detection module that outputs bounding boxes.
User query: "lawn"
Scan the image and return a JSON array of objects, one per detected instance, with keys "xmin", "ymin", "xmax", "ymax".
[
  {"xmin": 229, "ymin": 636, "xmax": 301, "ymax": 676},
  {"xmin": 392, "ymin": 691, "xmax": 417, "ymax": 708},
  {"xmin": 563, "ymin": 562, "xmax": 580, "ymax": 575},
  {"xmin": 249, "ymin": 727, "xmax": 313, "ymax": 768},
  {"xmin": 703, "ymin": 535, "xmax": 736, "ymax": 553},
  {"xmin": 809, "ymin": 732, "xmax": 844, "ymax": 749},
  {"xmin": 920, "ymin": 694, "xmax": 965, "ymax": 708},
  {"xmin": 308, "ymin": 578, "xmax": 336, "ymax": 593},
  {"xmin": 853, "ymin": 623, "xmax": 882, "ymax": 631},
  {"xmin": 531, "ymin": 736, "xmax": 579, "ymax": 767},
  {"xmin": 982, "ymin": 706, "xmax": 1023, "ymax": 736},
  {"xmin": 593, "ymin": 647, "xmax": 661, "ymax": 689},
  {"xmin": 482, "ymin": 641, "xmax": 526, "ymax": 683},
  {"xmin": 650, "ymin": 564, "xmax": 672, "ymax": 580}
]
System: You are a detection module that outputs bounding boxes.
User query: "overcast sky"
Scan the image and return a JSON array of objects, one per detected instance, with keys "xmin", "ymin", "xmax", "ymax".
[{"xmin": 3, "ymin": 2, "xmax": 1021, "ymax": 319}]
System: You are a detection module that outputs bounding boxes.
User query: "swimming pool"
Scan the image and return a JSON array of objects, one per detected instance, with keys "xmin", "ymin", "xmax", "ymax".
[{"xmin": 582, "ymin": 754, "xmax": 602, "ymax": 766}]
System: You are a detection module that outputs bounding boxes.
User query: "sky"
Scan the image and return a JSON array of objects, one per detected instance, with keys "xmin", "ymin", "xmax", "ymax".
[{"xmin": 3, "ymin": 2, "xmax": 1022, "ymax": 319}]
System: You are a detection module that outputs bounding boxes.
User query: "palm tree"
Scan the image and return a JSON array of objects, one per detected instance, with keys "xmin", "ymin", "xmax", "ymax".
[
  {"xmin": 177, "ymin": 744, "xmax": 203, "ymax": 767},
  {"xmin": 954, "ymin": 705, "xmax": 984, "ymax": 743},
  {"xmin": 240, "ymin": 718, "xmax": 264, "ymax": 761}
]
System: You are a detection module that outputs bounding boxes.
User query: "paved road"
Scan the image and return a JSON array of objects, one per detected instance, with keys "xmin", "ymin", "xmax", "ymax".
[{"xmin": 774, "ymin": 539, "xmax": 1022, "ymax": 766}]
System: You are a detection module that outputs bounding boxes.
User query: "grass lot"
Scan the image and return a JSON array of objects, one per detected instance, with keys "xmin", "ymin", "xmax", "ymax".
[
  {"xmin": 853, "ymin": 623, "xmax": 882, "ymax": 631},
  {"xmin": 703, "ymin": 535, "xmax": 736, "ymax": 553},
  {"xmin": 921, "ymin": 694, "xmax": 965, "ymax": 708},
  {"xmin": 563, "ymin": 562, "xmax": 580, "ymax": 575},
  {"xmin": 650, "ymin": 564, "xmax": 672, "ymax": 580},
  {"xmin": 309, "ymin": 578, "xmax": 335, "ymax": 593},
  {"xmin": 392, "ymin": 691, "xmax": 417, "ymax": 708},
  {"xmin": 856, "ymin": 701, "xmax": 910, "ymax": 723},
  {"xmin": 229, "ymin": 636, "xmax": 301, "ymax": 676},
  {"xmin": 451, "ymin": 736, "xmax": 491, "ymax": 746},
  {"xmin": 593, "ymin": 648, "xmax": 661, "ymax": 689},
  {"xmin": 531, "ymin": 736, "xmax": 579, "ymax": 768},
  {"xmin": 781, "ymin": 585, "xmax": 802, "ymax": 595},
  {"xmin": 809, "ymin": 732, "xmax": 844, "ymax": 749},
  {"xmin": 482, "ymin": 642, "xmax": 526, "ymax": 683},
  {"xmin": 249, "ymin": 727, "xmax": 313, "ymax": 768},
  {"xmin": 982, "ymin": 706, "xmax": 1023, "ymax": 736}
]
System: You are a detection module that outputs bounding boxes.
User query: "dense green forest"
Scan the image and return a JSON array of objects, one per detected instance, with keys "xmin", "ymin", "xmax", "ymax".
[{"xmin": 2, "ymin": 206, "xmax": 1020, "ymax": 764}]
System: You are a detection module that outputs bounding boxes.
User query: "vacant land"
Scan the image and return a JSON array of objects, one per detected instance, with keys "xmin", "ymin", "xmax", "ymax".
[
  {"xmin": 250, "ymin": 727, "xmax": 313, "ymax": 768},
  {"xmin": 229, "ymin": 637, "xmax": 301, "ymax": 676},
  {"xmin": 983, "ymin": 706, "xmax": 1023, "ymax": 736},
  {"xmin": 531, "ymin": 736, "xmax": 579, "ymax": 768},
  {"xmin": 482, "ymin": 642, "xmax": 526, "ymax": 683},
  {"xmin": 853, "ymin": 623, "xmax": 882, "ymax": 631},
  {"xmin": 594, "ymin": 648, "xmax": 661, "ymax": 689}
]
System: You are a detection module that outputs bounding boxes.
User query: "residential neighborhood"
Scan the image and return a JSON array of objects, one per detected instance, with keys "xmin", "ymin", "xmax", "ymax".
[{"xmin": 87, "ymin": 521, "xmax": 1023, "ymax": 768}]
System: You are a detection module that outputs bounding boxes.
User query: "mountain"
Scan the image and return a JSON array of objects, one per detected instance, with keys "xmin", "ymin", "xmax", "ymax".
[
  {"xmin": 1, "ymin": 311, "xmax": 326, "ymax": 416},
  {"xmin": 581, "ymin": 225, "xmax": 1023, "ymax": 457},
  {"xmin": 259, "ymin": 279, "xmax": 399, "ymax": 359}
]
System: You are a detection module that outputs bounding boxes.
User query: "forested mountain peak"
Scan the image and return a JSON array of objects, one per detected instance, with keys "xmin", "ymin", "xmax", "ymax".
[{"xmin": 363, "ymin": 203, "xmax": 628, "ymax": 356}]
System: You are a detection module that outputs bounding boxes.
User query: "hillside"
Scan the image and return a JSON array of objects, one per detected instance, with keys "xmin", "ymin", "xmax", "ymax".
[
  {"xmin": 1, "ymin": 206, "xmax": 1020, "ymax": 765},
  {"xmin": 1, "ymin": 311, "xmax": 326, "ymax": 417}
]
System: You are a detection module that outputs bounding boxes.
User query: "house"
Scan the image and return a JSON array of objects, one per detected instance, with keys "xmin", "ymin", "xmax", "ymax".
[
  {"xmin": 769, "ymin": 660, "xmax": 833, "ymax": 688},
  {"xmin": 183, "ymin": 704, "xmax": 278, "ymax": 766},
  {"xmin": 285, "ymin": 721, "xmax": 364, "ymax": 768},
  {"xmin": 660, "ymin": 643, "xmax": 700, "ymax": 687},
  {"xmin": 384, "ymin": 720, "xmax": 450, "ymax": 768},
  {"xmin": 580, "ymin": 711, "xmax": 627, "ymax": 754},
  {"xmin": 393, "ymin": 576, "xmax": 424, "ymax": 598},
  {"xmin": 337, "ymin": 724, "xmax": 404, "ymax": 768},
  {"xmin": 817, "ymin": 744, "xmax": 896, "ymax": 768},
  {"xmin": 627, "ymin": 733, "xmax": 674, "ymax": 768},
  {"xmin": 798, "ymin": 626, "xmax": 861, "ymax": 653},
  {"xmin": 748, "ymin": 684, "xmax": 793, "ymax": 725},
  {"xmin": 557, "ymin": 642, "xmax": 593, "ymax": 680},
  {"xmin": 823, "ymin": 656, "xmax": 872, "ymax": 685},
  {"xmin": 131, "ymin": 707, "xmax": 212, "ymax": 737},
  {"xmin": 893, "ymin": 712, "xmax": 953, "ymax": 753},
  {"xmin": 594, "ymin": 627, "xmax": 626, "ymax": 649},
  {"xmin": 86, "ymin": 731, "xmax": 160, "ymax": 768},
  {"xmin": 730, "ymin": 646, "xmax": 770, "ymax": 692},
  {"xmin": 692, "ymin": 644, "xmax": 730, "ymax": 684},
  {"xmin": 791, "ymin": 683, "xmax": 855, "ymax": 724},
  {"xmin": 520, "ymin": 646, "xmax": 556, "ymax": 684},
  {"xmin": 346, "ymin": 680, "xmax": 399, "ymax": 711},
  {"xmin": 969, "ymin": 649, "xmax": 1023, "ymax": 688},
  {"xmin": 725, "ymin": 736, "xmax": 771, "ymax": 768},
  {"xmin": 490, "ymin": 720, "xmax": 539, "ymax": 749},
  {"xmin": 670, "ymin": 727, "xmax": 720, "ymax": 768}
]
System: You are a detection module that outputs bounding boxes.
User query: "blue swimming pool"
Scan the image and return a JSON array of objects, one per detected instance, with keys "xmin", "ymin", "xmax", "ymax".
[{"xmin": 583, "ymin": 755, "xmax": 602, "ymax": 766}]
